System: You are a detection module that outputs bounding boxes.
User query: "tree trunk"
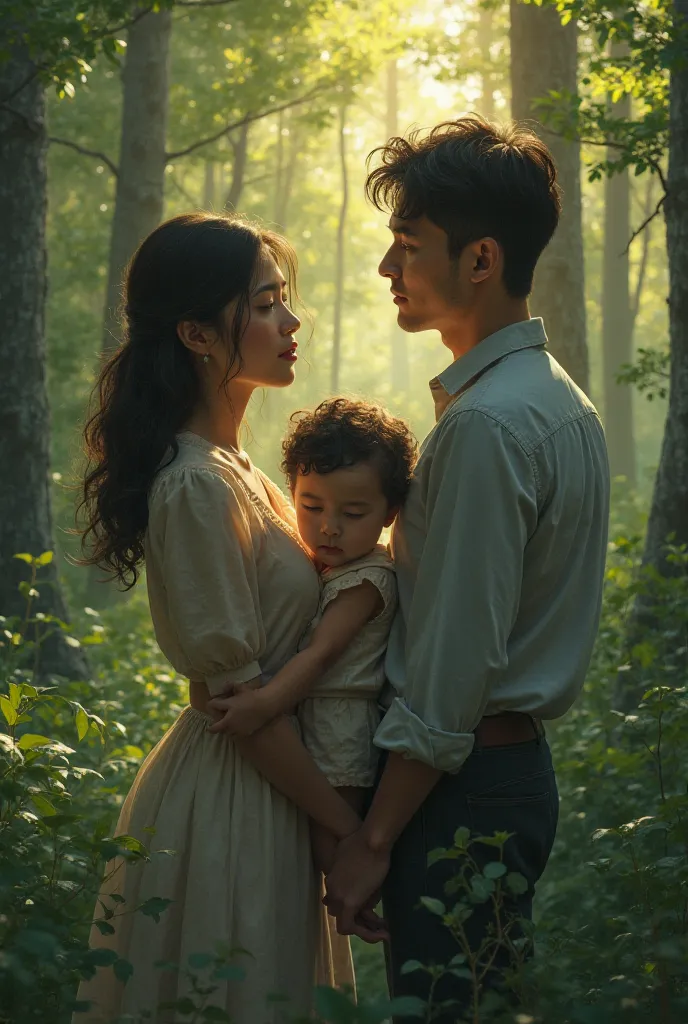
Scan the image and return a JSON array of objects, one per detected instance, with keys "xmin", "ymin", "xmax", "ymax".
[
  {"xmin": 0, "ymin": 50, "xmax": 88, "ymax": 679},
  {"xmin": 202, "ymin": 160, "xmax": 216, "ymax": 209},
  {"xmin": 101, "ymin": 8, "xmax": 172, "ymax": 358},
  {"xmin": 386, "ymin": 60, "xmax": 409, "ymax": 397},
  {"xmin": 478, "ymin": 5, "xmax": 496, "ymax": 119},
  {"xmin": 602, "ymin": 43, "xmax": 635, "ymax": 485},
  {"xmin": 509, "ymin": 0, "xmax": 589, "ymax": 394},
  {"xmin": 224, "ymin": 119, "xmax": 250, "ymax": 213},
  {"xmin": 616, "ymin": 0, "xmax": 688, "ymax": 711},
  {"xmin": 331, "ymin": 106, "xmax": 348, "ymax": 393},
  {"xmin": 640, "ymin": 0, "xmax": 688, "ymax": 568},
  {"xmin": 274, "ymin": 119, "xmax": 301, "ymax": 231}
]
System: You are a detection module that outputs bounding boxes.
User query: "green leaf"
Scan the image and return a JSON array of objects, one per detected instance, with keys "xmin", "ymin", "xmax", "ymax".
[
  {"xmin": 76, "ymin": 707, "xmax": 89, "ymax": 742},
  {"xmin": 13, "ymin": 553, "xmax": 34, "ymax": 565},
  {"xmin": 17, "ymin": 734, "xmax": 54, "ymax": 751},
  {"xmin": 200, "ymin": 1007, "xmax": 232, "ymax": 1022},
  {"xmin": 506, "ymin": 872, "xmax": 529, "ymax": 895},
  {"xmin": 86, "ymin": 948, "xmax": 119, "ymax": 967},
  {"xmin": 8, "ymin": 682, "xmax": 22, "ymax": 709},
  {"xmin": 400, "ymin": 959, "xmax": 425, "ymax": 975},
  {"xmin": 31, "ymin": 792, "xmax": 57, "ymax": 816},
  {"xmin": 453, "ymin": 826, "xmax": 470, "ymax": 848},
  {"xmin": 94, "ymin": 920, "xmax": 116, "ymax": 936},
  {"xmin": 483, "ymin": 861, "xmax": 507, "ymax": 879},
  {"xmin": 138, "ymin": 896, "xmax": 173, "ymax": 923},
  {"xmin": 113, "ymin": 958, "xmax": 134, "ymax": 984},
  {"xmin": 313, "ymin": 985, "xmax": 357, "ymax": 1021},
  {"xmin": 188, "ymin": 952, "xmax": 214, "ymax": 970},
  {"xmin": 1, "ymin": 696, "xmax": 18, "ymax": 726},
  {"xmin": 36, "ymin": 551, "xmax": 54, "ymax": 566},
  {"xmin": 449, "ymin": 967, "xmax": 474, "ymax": 981},
  {"xmin": 419, "ymin": 896, "xmax": 446, "ymax": 917}
]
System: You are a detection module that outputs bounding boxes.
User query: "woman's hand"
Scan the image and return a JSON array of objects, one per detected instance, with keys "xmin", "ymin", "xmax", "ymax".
[{"xmin": 207, "ymin": 687, "xmax": 273, "ymax": 736}]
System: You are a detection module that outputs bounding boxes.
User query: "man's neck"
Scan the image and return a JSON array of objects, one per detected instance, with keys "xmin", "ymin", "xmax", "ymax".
[{"xmin": 442, "ymin": 298, "xmax": 530, "ymax": 361}]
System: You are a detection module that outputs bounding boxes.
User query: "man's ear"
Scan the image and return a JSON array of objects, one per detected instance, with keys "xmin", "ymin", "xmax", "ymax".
[
  {"xmin": 177, "ymin": 320, "xmax": 213, "ymax": 358},
  {"xmin": 467, "ymin": 237, "xmax": 501, "ymax": 284}
]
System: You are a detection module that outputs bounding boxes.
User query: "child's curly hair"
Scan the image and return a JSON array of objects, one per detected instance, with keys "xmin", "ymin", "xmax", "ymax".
[{"xmin": 281, "ymin": 398, "xmax": 418, "ymax": 508}]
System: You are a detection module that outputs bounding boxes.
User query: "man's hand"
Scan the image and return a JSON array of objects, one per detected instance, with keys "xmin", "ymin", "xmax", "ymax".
[
  {"xmin": 207, "ymin": 688, "xmax": 271, "ymax": 736},
  {"xmin": 324, "ymin": 829, "xmax": 391, "ymax": 943}
]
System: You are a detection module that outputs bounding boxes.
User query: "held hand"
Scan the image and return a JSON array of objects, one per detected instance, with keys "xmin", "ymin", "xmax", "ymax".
[
  {"xmin": 324, "ymin": 829, "xmax": 391, "ymax": 943},
  {"xmin": 207, "ymin": 688, "xmax": 271, "ymax": 736}
]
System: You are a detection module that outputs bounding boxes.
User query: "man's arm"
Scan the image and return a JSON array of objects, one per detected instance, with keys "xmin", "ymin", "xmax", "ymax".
[{"xmin": 325, "ymin": 409, "xmax": 539, "ymax": 935}]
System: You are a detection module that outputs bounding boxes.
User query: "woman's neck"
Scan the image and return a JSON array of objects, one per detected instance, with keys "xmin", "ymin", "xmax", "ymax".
[{"xmin": 184, "ymin": 379, "xmax": 254, "ymax": 453}]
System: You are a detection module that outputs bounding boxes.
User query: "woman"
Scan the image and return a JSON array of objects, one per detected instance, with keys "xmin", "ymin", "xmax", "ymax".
[{"xmin": 77, "ymin": 213, "xmax": 360, "ymax": 1022}]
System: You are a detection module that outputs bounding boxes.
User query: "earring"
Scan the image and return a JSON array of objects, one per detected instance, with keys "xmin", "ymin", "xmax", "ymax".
[{"xmin": 203, "ymin": 354, "xmax": 210, "ymax": 364}]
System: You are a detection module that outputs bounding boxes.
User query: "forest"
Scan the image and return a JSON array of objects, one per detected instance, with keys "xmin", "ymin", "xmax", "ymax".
[{"xmin": 0, "ymin": 0, "xmax": 687, "ymax": 1021}]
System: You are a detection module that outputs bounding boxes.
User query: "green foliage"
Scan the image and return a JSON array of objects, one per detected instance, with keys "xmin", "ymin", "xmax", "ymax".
[
  {"xmin": 617, "ymin": 346, "xmax": 670, "ymax": 401},
  {"xmin": 4, "ymin": 526, "xmax": 688, "ymax": 1023},
  {"xmin": 0, "ymin": 0, "xmax": 168, "ymax": 95},
  {"xmin": 525, "ymin": 0, "xmax": 683, "ymax": 184}
]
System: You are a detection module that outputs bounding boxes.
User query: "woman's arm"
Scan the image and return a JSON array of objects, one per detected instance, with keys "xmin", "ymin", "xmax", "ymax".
[
  {"xmin": 207, "ymin": 580, "xmax": 381, "ymax": 736},
  {"xmin": 233, "ymin": 711, "xmax": 361, "ymax": 838}
]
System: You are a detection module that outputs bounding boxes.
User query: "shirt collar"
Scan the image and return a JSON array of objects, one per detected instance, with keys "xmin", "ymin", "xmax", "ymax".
[{"xmin": 430, "ymin": 318, "xmax": 548, "ymax": 404}]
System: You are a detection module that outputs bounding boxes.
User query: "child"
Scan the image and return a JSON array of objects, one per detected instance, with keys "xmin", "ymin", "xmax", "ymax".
[{"xmin": 208, "ymin": 397, "xmax": 417, "ymax": 869}]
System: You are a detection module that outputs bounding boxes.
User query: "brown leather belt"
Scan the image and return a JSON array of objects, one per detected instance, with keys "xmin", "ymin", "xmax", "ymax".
[{"xmin": 473, "ymin": 711, "xmax": 543, "ymax": 748}]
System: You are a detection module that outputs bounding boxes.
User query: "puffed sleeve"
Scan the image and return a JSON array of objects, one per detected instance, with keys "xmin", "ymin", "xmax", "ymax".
[
  {"xmin": 148, "ymin": 467, "xmax": 265, "ymax": 694},
  {"xmin": 321, "ymin": 565, "xmax": 397, "ymax": 620}
]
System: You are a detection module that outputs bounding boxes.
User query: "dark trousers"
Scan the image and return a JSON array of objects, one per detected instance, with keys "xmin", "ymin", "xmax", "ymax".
[{"xmin": 380, "ymin": 737, "xmax": 559, "ymax": 1023}]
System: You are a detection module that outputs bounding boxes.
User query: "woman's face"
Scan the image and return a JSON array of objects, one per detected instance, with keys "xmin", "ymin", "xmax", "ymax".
[{"xmin": 230, "ymin": 251, "xmax": 301, "ymax": 388}]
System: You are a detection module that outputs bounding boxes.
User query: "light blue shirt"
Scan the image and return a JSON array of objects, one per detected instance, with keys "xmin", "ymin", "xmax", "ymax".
[{"xmin": 376, "ymin": 318, "xmax": 610, "ymax": 772}]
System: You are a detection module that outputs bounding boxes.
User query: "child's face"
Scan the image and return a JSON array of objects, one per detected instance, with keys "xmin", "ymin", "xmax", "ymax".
[{"xmin": 293, "ymin": 462, "xmax": 395, "ymax": 569}]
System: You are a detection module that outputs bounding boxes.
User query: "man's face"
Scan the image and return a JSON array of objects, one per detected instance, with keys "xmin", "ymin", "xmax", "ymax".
[{"xmin": 378, "ymin": 214, "xmax": 471, "ymax": 334}]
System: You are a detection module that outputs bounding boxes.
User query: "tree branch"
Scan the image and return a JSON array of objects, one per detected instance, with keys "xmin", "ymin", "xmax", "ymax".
[
  {"xmin": 165, "ymin": 86, "xmax": 324, "ymax": 162},
  {"xmin": 631, "ymin": 179, "xmax": 655, "ymax": 329},
  {"xmin": 48, "ymin": 136, "xmax": 119, "ymax": 177},
  {"xmin": 0, "ymin": 67, "xmax": 41, "ymax": 107},
  {"xmin": 624, "ymin": 193, "xmax": 665, "ymax": 255},
  {"xmin": 0, "ymin": 102, "xmax": 42, "ymax": 135},
  {"xmin": 549, "ymin": 127, "xmax": 668, "ymax": 195}
]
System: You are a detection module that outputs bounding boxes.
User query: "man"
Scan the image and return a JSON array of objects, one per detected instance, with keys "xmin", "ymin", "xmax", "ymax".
[{"xmin": 324, "ymin": 116, "xmax": 610, "ymax": 1018}]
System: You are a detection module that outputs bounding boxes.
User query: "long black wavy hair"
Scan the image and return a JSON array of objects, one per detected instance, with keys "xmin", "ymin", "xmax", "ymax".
[{"xmin": 78, "ymin": 213, "xmax": 298, "ymax": 589}]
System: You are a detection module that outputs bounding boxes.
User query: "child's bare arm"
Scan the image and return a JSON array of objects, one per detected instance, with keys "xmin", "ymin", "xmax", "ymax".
[
  {"xmin": 208, "ymin": 581, "xmax": 382, "ymax": 736},
  {"xmin": 310, "ymin": 787, "xmax": 368, "ymax": 874}
]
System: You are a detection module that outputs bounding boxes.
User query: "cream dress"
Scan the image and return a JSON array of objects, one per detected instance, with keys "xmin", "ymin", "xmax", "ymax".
[{"xmin": 75, "ymin": 432, "xmax": 354, "ymax": 1024}]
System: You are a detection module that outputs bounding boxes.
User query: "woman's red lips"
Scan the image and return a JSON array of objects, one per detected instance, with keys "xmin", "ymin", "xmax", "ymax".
[{"xmin": 279, "ymin": 343, "xmax": 298, "ymax": 362}]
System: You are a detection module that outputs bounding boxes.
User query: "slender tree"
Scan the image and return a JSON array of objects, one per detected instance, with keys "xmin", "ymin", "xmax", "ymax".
[
  {"xmin": 331, "ymin": 104, "xmax": 348, "ymax": 393},
  {"xmin": 224, "ymin": 119, "xmax": 250, "ymax": 211},
  {"xmin": 386, "ymin": 59, "xmax": 410, "ymax": 397},
  {"xmin": 510, "ymin": 0, "xmax": 590, "ymax": 394},
  {"xmin": 640, "ymin": 0, "xmax": 688, "ymax": 568},
  {"xmin": 602, "ymin": 41, "xmax": 635, "ymax": 485},
  {"xmin": 202, "ymin": 159, "xmax": 216, "ymax": 209},
  {"xmin": 101, "ymin": 8, "xmax": 172, "ymax": 357},
  {"xmin": 478, "ymin": 4, "xmax": 496, "ymax": 118}
]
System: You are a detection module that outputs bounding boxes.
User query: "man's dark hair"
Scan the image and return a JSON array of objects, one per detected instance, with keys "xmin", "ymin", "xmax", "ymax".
[
  {"xmin": 282, "ymin": 398, "xmax": 417, "ymax": 509},
  {"xmin": 366, "ymin": 115, "xmax": 561, "ymax": 298}
]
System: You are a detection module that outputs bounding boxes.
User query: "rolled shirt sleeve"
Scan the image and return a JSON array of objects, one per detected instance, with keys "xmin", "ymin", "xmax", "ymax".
[{"xmin": 375, "ymin": 408, "xmax": 539, "ymax": 772}]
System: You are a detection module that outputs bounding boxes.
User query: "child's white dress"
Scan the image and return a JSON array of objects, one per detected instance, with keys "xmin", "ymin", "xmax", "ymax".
[{"xmin": 298, "ymin": 545, "xmax": 397, "ymax": 787}]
